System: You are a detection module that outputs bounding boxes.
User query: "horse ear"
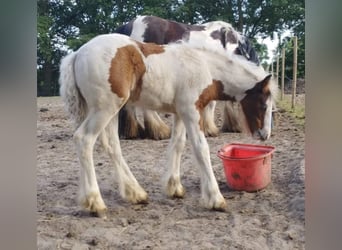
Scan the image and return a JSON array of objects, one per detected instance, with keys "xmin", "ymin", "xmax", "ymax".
[
  {"xmin": 263, "ymin": 74, "xmax": 272, "ymax": 84},
  {"xmin": 246, "ymin": 74, "xmax": 272, "ymax": 94},
  {"xmin": 219, "ymin": 27, "xmax": 227, "ymax": 48},
  {"xmin": 252, "ymin": 74, "xmax": 272, "ymax": 93},
  {"xmin": 258, "ymin": 74, "xmax": 272, "ymax": 91}
]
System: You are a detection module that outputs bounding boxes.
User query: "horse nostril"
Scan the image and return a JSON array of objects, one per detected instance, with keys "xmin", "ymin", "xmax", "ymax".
[{"xmin": 258, "ymin": 130, "xmax": 268, "ymax": 141}]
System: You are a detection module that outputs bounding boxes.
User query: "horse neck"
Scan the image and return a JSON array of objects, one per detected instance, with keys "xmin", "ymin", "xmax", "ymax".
[{"xmin": 197, "ymin": 48, "xmax": 265, "ymax": 95}]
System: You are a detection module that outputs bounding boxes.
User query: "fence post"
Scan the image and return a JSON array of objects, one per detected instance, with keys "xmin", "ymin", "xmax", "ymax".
[
  {"xmin": 281, "ymin": 47, "xmax": 285, "ymax": 100},
  {"xmin": 265, "ymin": 63, "xmax": 270, "ymax": 72},
  {"xmin": 276, "ymin": 55, "xmax": 279, "ymax": 88},
  {"xmin": 291, "ymin": 36, "xmax": 298, "ymax": 109}
]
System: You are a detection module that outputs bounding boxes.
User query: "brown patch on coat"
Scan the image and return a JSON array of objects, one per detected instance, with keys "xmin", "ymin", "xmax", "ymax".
[
  {"xmin": 108, "ymin": 45, "xmax": 146, "ymax": 101},
  {"xmin": 210, "ymin": 28, "xmax": 238, "ymax": 49},
  {"xmin": 225, "ymin": 29, "xmax": 238, "ymax": 44},
  {"xmin": 143, "ymin": 16, "xmax": 204, "ymax": 44},
  {"xmin": 195, "ymin": 80, "xmax": 235, "ymax": 131},
  {"xmin": 210, "ymin": 30, "xmax": 227, "ymax": 48},
  {"xmin": 240, "ymin": 75, "xmax": 272, "ymax": 133},
  {"xmin": 135, "ymin": 41, "xmax": 165, "ymax": 57}
]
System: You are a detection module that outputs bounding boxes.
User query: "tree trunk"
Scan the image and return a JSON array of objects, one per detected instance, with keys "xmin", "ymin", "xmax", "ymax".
[
  {"xmin": 225, "ymin": 0, "xmax": 234, "ymax": 23},
  {"xmin": 42, "ymin": 62, "xmax": 53, "ymax": 96},
  {"xmin": 237, "ymin": 0, "xmax": 243, "ymax": 32}
]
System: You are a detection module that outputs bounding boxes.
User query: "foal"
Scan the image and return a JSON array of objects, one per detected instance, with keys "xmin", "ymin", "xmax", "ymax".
[
  {"xmin": 115, "ymin": 15, "xmax": 261, "ymax": 139},
  {"xmin": 59, "ymin": 34, "xmax": 277, "ymax": 217}
]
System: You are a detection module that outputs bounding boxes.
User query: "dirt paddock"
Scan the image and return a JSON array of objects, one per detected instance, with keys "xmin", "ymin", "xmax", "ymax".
[{"xmin": 37, "ymin": 96, "xmax": 305, "ymax": 249}]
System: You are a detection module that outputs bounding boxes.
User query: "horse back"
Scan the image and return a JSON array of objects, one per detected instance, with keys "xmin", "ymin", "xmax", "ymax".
[
  {"xmin": 115, "ymin": 15, "xmax": 205, "ymax": 45},
  {"xmin": 141, "ymin": 16, "xmax": 205, "ymax": 44},
  {"xmin": 114, "ymin": 20, "xmax": 134, "ymax": 36}
]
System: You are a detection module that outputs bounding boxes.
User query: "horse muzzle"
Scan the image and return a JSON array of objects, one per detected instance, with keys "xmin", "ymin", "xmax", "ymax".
[{"xmin": 253, "ymin": 129, "xmax": 270, "ymax": 141}]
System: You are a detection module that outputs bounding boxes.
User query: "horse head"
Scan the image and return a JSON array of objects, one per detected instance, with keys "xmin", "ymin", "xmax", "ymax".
[{"xmin": 239, "ymin": 74, "xmax": 276, "ymax": 140}]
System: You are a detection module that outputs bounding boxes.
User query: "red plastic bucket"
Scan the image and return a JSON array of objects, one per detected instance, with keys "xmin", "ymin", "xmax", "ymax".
[{"xmin": 217, "ymin": 143, "xmax": 275, "ymax": 192}]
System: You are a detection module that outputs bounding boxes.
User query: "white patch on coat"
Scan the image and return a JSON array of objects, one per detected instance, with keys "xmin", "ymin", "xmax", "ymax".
[
  {"xmin": 130, "ymin": 16, "xmax": 148, "ymax": 42},
  {"xmin": 202, "ymin": 21, "xmax": 243, "ymax": 54},
  {"xmin": 259, "ymin": 97, "xmax": 273, "ymax": 140},
  {"xmin": 74, "ymin": 34, "xmax": 139, "ymax": 104}
]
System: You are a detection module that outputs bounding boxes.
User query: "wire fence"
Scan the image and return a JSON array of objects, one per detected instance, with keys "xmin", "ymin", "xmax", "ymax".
[{"xmin": 268, "ymin": 36, "xmax": 302, "ymax": 109}]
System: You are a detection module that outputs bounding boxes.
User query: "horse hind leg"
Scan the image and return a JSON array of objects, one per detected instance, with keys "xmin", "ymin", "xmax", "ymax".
[
  {"xmin": 221, "ymin": 101, "xmax": 242, "ymax": 132},
  {"xmin": 143, "ymin": 110, "xmax": 171, "ymax": 140},
  {"xmin": 74, "ymin": 108, "xmax": 116, "ymax": 218},
  {"xmin": 118, "ymin": 105, "xmax": 145, "ymax": 139},
  {"xmin": 202, "ymin": 101, "xmax": 219, "ymax": 137},
  {"xmin": 100, "ymin": 115, "xmax": 148, "ymax": 204}
]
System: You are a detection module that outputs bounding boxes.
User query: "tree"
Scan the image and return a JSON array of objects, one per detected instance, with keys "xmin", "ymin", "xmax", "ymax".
[
  {"xmin": 277, "ymin": 32, "xmax": 305, "ymax": 80},
  {"xmin": 272, "ymin": 1, "xmax": 305, "ymax": 82},
  {"xmin": 37, "ymin": 0, "xmax": 57, "ymax": 96},
  {"xmin": 37, "ymin": 0, "xmax": 305, "ymax": 96},
  {"xmin": 37, "ymin": 0, "xmax": 78, "ymax": 96}
]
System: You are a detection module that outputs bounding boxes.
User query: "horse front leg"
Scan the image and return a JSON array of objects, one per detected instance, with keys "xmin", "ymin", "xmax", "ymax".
[
  {"xmin": 182, "ymin": 112, "xmax": 227, "ymax": 211},
  {"xmin": 163, "ymin": 114, "xmax": 186, "ymax": 198}
]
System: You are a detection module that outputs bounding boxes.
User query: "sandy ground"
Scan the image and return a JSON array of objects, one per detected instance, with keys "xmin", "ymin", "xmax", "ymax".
[{"xmin": 37, "ymin": 96, "xmax": 305, "ymax": 249}]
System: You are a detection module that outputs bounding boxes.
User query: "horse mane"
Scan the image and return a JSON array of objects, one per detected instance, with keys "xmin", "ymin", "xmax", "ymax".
[
  {"xmin": 167, "ymin": 39, "xmax": 278, "ymax": 99},
  {"xmin": 268, "ymin": 77, "xmax": 279, "ymax": 101},
  {"xmin": 173, "ymin": 39, "xmax": 261, "ymax": 74},
  {"xmin": 202, "ymin": 20, "xmax": 234, "ymax": 31}
]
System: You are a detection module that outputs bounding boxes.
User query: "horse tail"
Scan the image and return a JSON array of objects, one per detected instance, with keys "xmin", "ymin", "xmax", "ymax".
[
  {"xmin": 114, "ymin": 20, "xmax": 134, "ymax": 36},
  {"xmin": 59, "ymin": 52, "xmax": 87, "ymax": 129}
]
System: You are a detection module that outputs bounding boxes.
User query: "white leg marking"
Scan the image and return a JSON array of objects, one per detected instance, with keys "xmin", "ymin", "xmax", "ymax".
[
  {"xmin": 101, "ymin": 115, "xmax": 148, "ymax": 204},
  {"xmin": 181, "ymin": 111, "xmax": 227, "ymax": 210},
  {"xmin": 143, "ymin": 110, "xmax": 171, "ymax": 140},
  {"xmin": 163, "ymin": 114, "xmax": 186, "ymax": 198},
  {"xmin": 74, "ymin": 109, "xmax": 114, "ymax": 217},
  {"xmin": 202, "ymin": 101, "xmax": 219, "ymax": 137}
]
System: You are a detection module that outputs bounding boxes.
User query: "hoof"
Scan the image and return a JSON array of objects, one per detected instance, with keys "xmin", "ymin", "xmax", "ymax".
[
  {"xmin": 90, "ymin": 209, "xmax": 108, "ymax": 219},
  {"xmin": 123, "ymin": 185, "xmax": 149, "ymax": 204},
  {"xmin": 221, "ymin": 124, "xmax": 241, "ymax": 133},
  {"xmin": 211, "ymin": 199, "xmax": 227, "ymax": 212},
  {"xmin": 201, "ymin": 194, "xmax": 227, "ymax": 211},
  {"xmin": 166, "ymin": 178, "xmax": 185, "ymax": 198},
  {"xmin": 169, "ymin": 186, "xmax": 185, "ymax": 199},
  {"xmin": 204, "ymin": 126, "xmax": 220, "ymax": 137},
  {"xmin": 144, "ymin": 120, "xmax": 171, "ymax": 140},
  {"xmin": 133, "ymin": 195, "xmax": 149, "ymax": 204},
  {"xmin": 79, "ymin": 192, "xmax": 108, "ymax": 218}
]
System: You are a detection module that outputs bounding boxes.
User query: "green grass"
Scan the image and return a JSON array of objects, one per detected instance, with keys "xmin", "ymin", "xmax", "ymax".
[{"xmin": 276, "ymin": 95, "xmax": 305, "ymax": 127}]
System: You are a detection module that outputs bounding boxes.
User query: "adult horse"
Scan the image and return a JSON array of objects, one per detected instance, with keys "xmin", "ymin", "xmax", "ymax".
[
  {"xmin": 115, "ymin": 15, "xmax": 260, "ymax": 139},
  {"xmin": 59, "ymin": 33, "xmax": 277, "ymax": 217}
]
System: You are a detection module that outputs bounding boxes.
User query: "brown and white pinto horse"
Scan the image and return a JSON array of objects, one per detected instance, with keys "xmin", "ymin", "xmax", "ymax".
[
  {"xmin": 59, "ymin": 33, "xmax": 277, "ymax": 217},
  {"xmin": 115, "ymin": 15, "xmax": 260, "ymax": 139}
]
